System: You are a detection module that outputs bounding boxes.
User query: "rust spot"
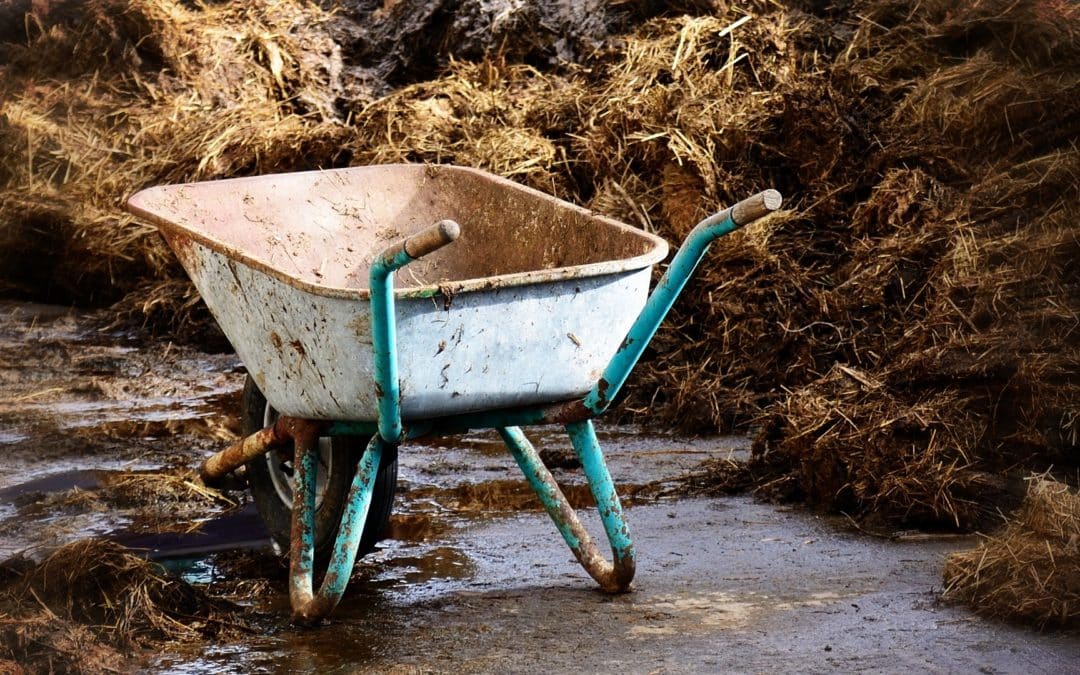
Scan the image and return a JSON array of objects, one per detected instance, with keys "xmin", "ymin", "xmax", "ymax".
[
  {"xmin": 200, "ymin": 420, "xmax": 292, "ymax": 486},
  {"xmin": 437, "ymin": 283, "xmax": 455, "ymax": 310},
  {"xmin": 541, "ymin": 399, "xmax": 592, "ymax": 424},
  {"xmin": 595, "ymin": 377, "xmax": 611, "ymax": 406},
  {"xmin": 290, "ymin": 339, "xmax": 306, "ymax": 357},
  {"xmin": 164, "ymin": 232, "xmax": 196, "ymax": 261},
  {"xmin": 287, "ymin": 417, "xmax": 332, "ymax": 621}
]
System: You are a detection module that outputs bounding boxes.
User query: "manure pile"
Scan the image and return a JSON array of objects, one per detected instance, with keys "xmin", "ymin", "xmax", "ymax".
[{"xmin": 1, "ymin": 0, "xmax": 1077, "ymax": 535}]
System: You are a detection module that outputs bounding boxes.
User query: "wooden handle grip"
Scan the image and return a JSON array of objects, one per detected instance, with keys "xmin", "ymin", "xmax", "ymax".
[
  {"xmin": 731, "ymin": 189, "xmax": 782, "ymax": 225},
  {"xmin": 404, "ymin": 220, "xmax": 461, "ymax": 259}
]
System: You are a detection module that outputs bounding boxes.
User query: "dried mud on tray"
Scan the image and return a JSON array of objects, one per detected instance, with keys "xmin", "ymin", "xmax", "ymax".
[{"xmin": 1, "ymin": 0, "xmax": 1078, "ymax": 626}]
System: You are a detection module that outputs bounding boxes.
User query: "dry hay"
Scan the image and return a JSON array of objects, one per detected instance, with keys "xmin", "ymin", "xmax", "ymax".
[
  {"xmin": 99, "ymin": 468, "xmax": 233, "ymax": 509},
  {"xmin": 943, "ymin": 477, "xmax": 1080, "ymax": 629},
  {"xmin": 743, "ymin": 0, "xmax": 1080, "ymax": 528},
  {"xmin": 0, "ymin": 0, "xmax": 351, "ymax": 319},
  {"xmin": 0, "ymin": 539, "xmax": 247, "ymax": 671},
  {"xmin": 347, "ymin": 56, "xmax": 580, "ymax": 196},
  {"xmin": 97, "ymin": 468, "xmax": 238, "ymax": 533}
]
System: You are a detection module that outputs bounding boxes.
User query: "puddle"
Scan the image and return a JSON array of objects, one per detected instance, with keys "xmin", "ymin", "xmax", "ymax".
[
  {"xmin": 0, "ymin": 301, "xmax": 244, "ymax": 488},
  {"xmin": 111, "ymin": 502, "xmax": 268, "ymax": 556},
  {"xmin": 142, "ymin": 497, "xmax": 1080, "ymax": 674},
  {"xmin": 0, "ymin": 465, "xmax": 246, "ymax": 558},
  {"xmin": 0, "ymin": 468, "xmax": 104, "ymax": 505},
  {"xmin": 372, "ymin": 546, "xmax": 475, "ymax": 588},
  {"xmin": 77, "ymin": 411, "xmax": 241, "ymax": 442},
  {"xmin": 404, "ymin": 478, "xmax": 623, "ymax": 513}
]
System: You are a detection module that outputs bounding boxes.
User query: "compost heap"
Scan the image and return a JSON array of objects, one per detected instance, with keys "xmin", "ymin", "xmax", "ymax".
[{"xmin": 0, "ymin": 0, "xmax": 1077, "ymax": 619}]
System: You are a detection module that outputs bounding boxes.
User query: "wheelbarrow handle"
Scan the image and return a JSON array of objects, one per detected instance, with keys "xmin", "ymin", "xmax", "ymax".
[
  {"xmin": 377, "ymin": 219, "xmax": 461, "ymax": 267},
  {"xmin": 370, "ymin": 219, "xmax": 462, "ymax": 444},
  {"xmin": 583, "ymin": 188, "xmax": 782, "ymax": 415}
]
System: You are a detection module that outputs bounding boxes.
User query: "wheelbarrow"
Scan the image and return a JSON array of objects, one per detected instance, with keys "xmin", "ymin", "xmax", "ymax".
[{"xmin": 126, "ymin": 164, "xmax": 781, "ymax": 624}]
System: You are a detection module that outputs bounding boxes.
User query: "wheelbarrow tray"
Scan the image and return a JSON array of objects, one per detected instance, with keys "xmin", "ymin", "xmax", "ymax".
[{"xmin": 128, "ymin": 164, "xmax": 668, "ymax": 421}]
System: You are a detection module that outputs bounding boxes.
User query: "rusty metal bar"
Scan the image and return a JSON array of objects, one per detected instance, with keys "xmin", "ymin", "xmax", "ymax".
[
  {"xmin": 289, "ymin": 427, "xmax": 387, "ymax": 624},
  {"xmin": 199, "ymin": 417, "xmax": 310, "ymax": 487}
]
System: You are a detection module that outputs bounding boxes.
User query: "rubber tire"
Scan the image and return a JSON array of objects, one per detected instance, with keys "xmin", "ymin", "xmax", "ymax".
[{"xmin": 241, "ymin": 376, "xmax": 397, "ymax": 561}]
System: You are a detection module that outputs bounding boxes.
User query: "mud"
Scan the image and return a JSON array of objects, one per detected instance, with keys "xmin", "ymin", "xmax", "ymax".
[
  {"xmin": 148, "ymin": 499, "xmax": 1080, "ymax": 674},
  {"xmin": 0, "ymin": 301, "xmax": 244, "ymax": 556},
  {"xmin": 342, "ymin": 0, "xmax": 609, "ymax": 87},
  {"xmin": 2, "ymin": 301, "xmax": 1079, "ymax": 671}
]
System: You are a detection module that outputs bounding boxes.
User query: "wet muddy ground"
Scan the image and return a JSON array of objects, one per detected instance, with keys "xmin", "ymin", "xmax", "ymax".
[{"xmin": 2, "ymin": 301, "xmax": 1079, "ymax": 672}]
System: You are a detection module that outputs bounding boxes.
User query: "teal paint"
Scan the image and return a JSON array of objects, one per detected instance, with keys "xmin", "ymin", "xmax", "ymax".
[
  {"xmin": 498, "ymin": 424, "xmax": 635, "ymax": 592},
  {"xmin": 289, "ymin": 434, "xmax": 385, "ymax": 622},
  {"xmin": 585, "ymin": 208, "xmax": 742, "ymax": 414},
  {"xmin": 369, "ymin": 247, "xmax": 415, "ymax": 443},
  {"xmin": 499, "ymin": 426, "xmax": 582, "ymax": 549},
  {"xmin": 567, "ymin": 419, "xmax": 634, "ymax": 564}
]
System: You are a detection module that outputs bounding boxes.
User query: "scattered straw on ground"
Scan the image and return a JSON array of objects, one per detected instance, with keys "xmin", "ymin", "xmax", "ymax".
[
  {"xmin": 943, "ymin": 477, "xmax": 1080, "ymax": 629},
  {"xmin": 98, "ymin": 468, "xmax": 239, "ymax": 533},
  {"xmin": 100, "ymin": 469, "xmax": 235, "ymax": 509},
  {"xmin": 0, "ymin": 539, "xmax": 249, "ymax": 672}
]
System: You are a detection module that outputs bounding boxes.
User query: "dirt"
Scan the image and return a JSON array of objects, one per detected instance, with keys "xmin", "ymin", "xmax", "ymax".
[
  {"xmin": 344, "ymin": 0, "xmax": 610, "ymax": 88},
  {"xmin": 1, "ymin": 301, "xmax": 1079, "ymax": 671}
]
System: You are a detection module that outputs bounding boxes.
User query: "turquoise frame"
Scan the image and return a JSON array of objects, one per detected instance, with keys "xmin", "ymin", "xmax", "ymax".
[{"xmin": 282, "ymin": 192, "xmax": 780, "ymax": 623}]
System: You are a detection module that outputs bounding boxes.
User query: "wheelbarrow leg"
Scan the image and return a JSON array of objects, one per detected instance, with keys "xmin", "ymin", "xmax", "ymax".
[
  {"xmin": 498, "ymin": 422, "xmax": 635, "ymax": 593},
  {"xmin": 289, "ymin": 427, "xmax": 388, "ymax": 624}
]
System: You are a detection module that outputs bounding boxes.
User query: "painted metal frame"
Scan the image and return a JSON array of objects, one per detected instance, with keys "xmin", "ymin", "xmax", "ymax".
[{"xmin": 200, "ymin": 189, "xmax": 782, "ymax": 624}]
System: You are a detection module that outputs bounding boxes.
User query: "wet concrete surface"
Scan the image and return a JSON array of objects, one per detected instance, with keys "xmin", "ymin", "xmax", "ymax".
[
  {"xmin": 3, "ymin": 301, "xmax": 1080, "ymax": 672},
  {"xmin": 151, "ymin": 495, "xmax": 1080, "ymax": 674}
]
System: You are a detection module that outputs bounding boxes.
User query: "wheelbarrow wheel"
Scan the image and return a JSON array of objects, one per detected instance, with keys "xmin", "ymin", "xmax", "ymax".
[{"xmin": 241, "ymin": 376, "xmax": 397, "ymax": 561}]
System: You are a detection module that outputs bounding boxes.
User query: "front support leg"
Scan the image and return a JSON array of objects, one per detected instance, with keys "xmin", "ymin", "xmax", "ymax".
[{"xmin": 289, "ymin": 427, "xmax": 388, "ymax": 625}]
